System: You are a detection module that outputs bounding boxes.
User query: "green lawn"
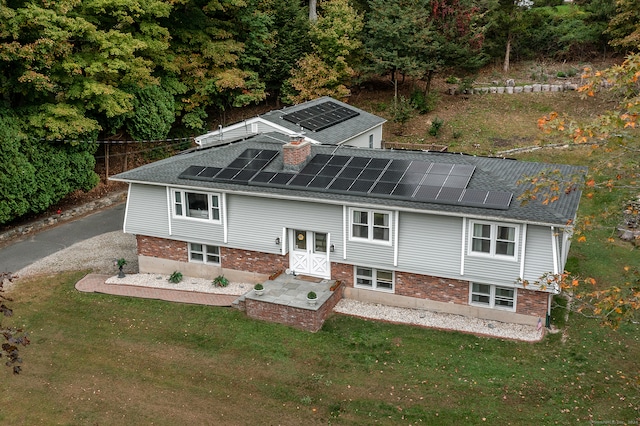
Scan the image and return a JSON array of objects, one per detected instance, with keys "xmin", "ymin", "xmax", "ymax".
[
  {"xmin": 2, "ymin": 272, "xmax": 638, "ymax": 425},
  {"xmin": 3, "ymin": 71, "xmax": 639, "ymax": 424}
]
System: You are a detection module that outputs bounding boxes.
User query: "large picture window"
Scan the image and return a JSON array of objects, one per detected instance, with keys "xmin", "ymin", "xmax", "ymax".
[
  {"xmin": 355, "ymin": 267, "xmax": 394, "ymax": 292},
  {"xmin": 351, "ymin": 209, "xmax": 391, "ymax": 243},
  {"xmin": 470, "ymin": 221, "xmax": 517, "ymax": 258},
  {"xmin": 470, "ymin": 283, "xmax": 516, "ymax": 310},
  {"xmin": 189, "ymin": 243, "xmax": 220, "ymax": 264},
  {"xmin": 172, "ymin": 190, "xmax": 220, "ymax": 222}
]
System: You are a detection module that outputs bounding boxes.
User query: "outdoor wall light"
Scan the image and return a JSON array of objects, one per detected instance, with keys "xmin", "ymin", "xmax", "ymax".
[
  {"xmin": 330, "ymin": 244, "xmax": 335, "ymax": 252},
  {"xmin": 275, "ymin": 237, "xmax": 281, "ymax": 245}
]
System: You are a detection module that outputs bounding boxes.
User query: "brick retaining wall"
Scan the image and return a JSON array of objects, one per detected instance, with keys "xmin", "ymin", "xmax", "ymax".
[{"xmin": 245, "ymin": 281, "xmax": 344, "ymax": 332}]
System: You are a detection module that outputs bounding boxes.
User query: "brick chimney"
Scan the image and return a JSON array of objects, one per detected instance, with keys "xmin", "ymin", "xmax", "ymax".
[{"xmin": 282, "ymin": 135, "xmax": 311, "ymax": 171}]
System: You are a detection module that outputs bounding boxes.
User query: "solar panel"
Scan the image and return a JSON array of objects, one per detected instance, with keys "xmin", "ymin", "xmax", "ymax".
[
  {"xmin": 460, "ymin": 189, "xmax": 489, "ymax": 205},
  {"xmin": 270, "ymin": 172, "xmax": 295, "ymax": 185},
  {"xmin": 281, "ymin": 101, "xmax": 360, "ymax": 132},
  {"xmin": 393, "ymin": 183, "xmax": 418, "ymax": 197},
  {"xmin": 359, "ymin": 168, "xmax": 382, "ymax": 180},
  {"xmin": 289, "ymin": 174, "xmax": 314, "ymax": 187},
  {"xmin": 387, "ymin": 159, "xmax": 412, "ymax": 171},
  {"xmin": 307, "ymin": 175, "xmax": 334, "ymax": 188},
  {"xmin": 199, "ymin": 167, "xmax": 221, "ymax": 178},
  {"xmin": 429, "ymin": 163, "xmax": 454, "ymax": 174},
  {"xmin": 338, "ymin": 167, "xmax": 362, "ymax": 179},
  {"xmin": 349, "ymin": 180, "xmax": 375, "ymax": 193},
  {"xmin": 328, "ymin": 155, "xmax": 351, "ymax": 166},
  {"xmin": 370, "ymin": 181, "xmax": 396, "ymax": 195},
  {"xmin": 329, "ymin": 178, "xmax": 354, "ymax": 191},
  {"xmin": 443, "ymin": 174, "xmax": 472, "ymax": 188},
  {"xmin": 180, "ymin": 148, "xmax": 511, "ymax": 210},
  {"xmin": 451, "ymin": 164, "xmax": 476, "ymax": 176},
  {"xmin": 484, "ymin": 191, "xmax": 513, "ymax": 209},
  {"xmin": 318, "ymin": 165, "xmax": 344, "ymax": 177},
  {"xmin": 413, "ymin": 185, "xmax": 441, "ymax": 202},
  {"xmin": 179, "ymin": 166, "xmax": 206, "ymax": 178},
  {"xmin": 422, "ymin": 174, "xmax": 447, "ymax": 187},
  {"xmin": 368, "ymin": 158, "xmax": 391, "ymax": 169},
  {"xmin": 380, "ymin": 170, "xmax": 404, "ymax": 182},
  {"xmin": 250, "ymin": 171, "xmax": 276, "ymax": 183},
  {"xmin": 436, "ymin": 186, "xmax": 464, "ymax": 203},
  {"xmin": 348, "ymin": 157, "xmax": 371, "ymax": 168},
  {"xmin": 216, "ymin": 168, "xmax": 242, "ymax": 180}
]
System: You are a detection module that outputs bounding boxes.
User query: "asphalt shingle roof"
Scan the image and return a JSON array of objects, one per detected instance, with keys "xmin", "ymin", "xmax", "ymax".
[
  {"xmin": 258, "ymin": 96, "xmax": 387, "ymax": 145},
  {"xmin": 112, "ymin": 133, "xmax": 585, "ymax": 226}
]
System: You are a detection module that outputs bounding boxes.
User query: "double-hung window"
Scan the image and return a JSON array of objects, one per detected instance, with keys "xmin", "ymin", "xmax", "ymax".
[
  {"xmin": 172, "ymin": 190, "xmax": 221, "ymax": 222},
  {"xmin": 189, "ymin": 243, "xmax": 220, "ymax": 264},
  {"xmin": 470, "ymin": 283, "xmax": 516, "ymax": 310},
  {"xmin": 355, "ymin": 267, "xmax": 394, "ymax": 292},
  {"xmin": 470, "ymin": 221, "xmax": 517, "ymax": 258},
  {"xmin": 351, "ymin": 209, "xmax": 391, "ymax": 243}
]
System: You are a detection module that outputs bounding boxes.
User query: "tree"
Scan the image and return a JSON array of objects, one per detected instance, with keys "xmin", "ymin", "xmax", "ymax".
[
  {"xmin": 364, "ymin": 0, "xmax": 438, "ymax": 100},
  {"xmin": 485, "ymin": 0, "xmax": 529, "ymax": 73},
  {"xmin": 285, "ymin": 0, "xmax": 364, "ymax": 103},
  {"xmin": 1, "ymin": 272, "xmax": 29, "ymax": 374},
  {"xmin": 606, "ymin": 0, "xmax": 640, "ymax": 50},
  {"xmin": 250, "ymin": 0, "xmax": 311, "ymax": 104},
  {"xmin": 527, "ymin": 54, "xmax": 640, "ymax": 328}
]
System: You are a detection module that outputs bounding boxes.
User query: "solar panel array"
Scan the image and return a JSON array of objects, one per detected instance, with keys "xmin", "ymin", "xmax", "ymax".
[
  {"xmin": 281, "ymin": 101, "xmax": 360, "ymax": 132},
  {"xmin": 179, "ymin": 150, "xmax": 513, "ymax": 210}
]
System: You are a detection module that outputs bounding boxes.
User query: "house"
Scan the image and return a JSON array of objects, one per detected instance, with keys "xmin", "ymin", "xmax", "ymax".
[
  {"xmin": 111, "ymin": 123, "xmax": 584, "ymax": 327},
  {"xmin": 194, "ymin": 96, "xmax": 386, "ymax": 149}
]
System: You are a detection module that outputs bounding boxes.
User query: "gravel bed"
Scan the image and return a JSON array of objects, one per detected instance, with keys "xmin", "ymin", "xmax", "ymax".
[
  {"xmin": 14, "ymin": 229, "xmax": 544, "ymax": 341},
  {"xmin": 106, "ymin": 273, "xmax": 251, "ymax": 296},
  {"xmin": 16, "ymin": 231, "xmax": 138, "ymax": 280},
  {"xmin": 334, "ymin": 299, "xmax": 543, "ymax": 341}
]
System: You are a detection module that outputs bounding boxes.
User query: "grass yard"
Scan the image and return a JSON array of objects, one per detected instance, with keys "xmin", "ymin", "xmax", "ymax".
[{"xmin": 1, "ymin": 271, "xmax": 638, "ymax": 425}]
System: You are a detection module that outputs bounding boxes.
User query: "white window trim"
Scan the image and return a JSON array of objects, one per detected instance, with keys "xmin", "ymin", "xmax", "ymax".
[
  {"xmin": 468, "ymin": 220, "xmax": 519, "ymax": 261},
  {"xmin": 171, "ymin": 189, "xmax": 222, "ymax": 223},
  {"xmin": 188, "ymin": 243, "xmax": 221, "ymax": 265},
  {"xmin": 469, "ymin": 282, "xmax": 517, "ymax": 311},
  {"xmin": 354, "ymin": 266, "xmax": 395, "ymax": 292},
  {"xmin": 349, "ymin": 208, "xmax": 392, "ymax": 246}
]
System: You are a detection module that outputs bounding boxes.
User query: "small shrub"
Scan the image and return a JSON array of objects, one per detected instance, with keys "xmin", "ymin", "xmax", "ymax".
[
  {"xmin": 213, "ymin": 275, "xmax": 229, "ymax": 287},
  {"xmin": 452, "ymin": 130, "xmax": 463, "ymax": 139},
  {"xmin": 458, "ymin": 77, "xmax": 475, "ymax": 94},
  {"xmin": 254, "ymin": 283, "xmax": 264, "ymax": 291},
  {"xmin": 116, "ymin": 258, "xmax": 127, "ymax": 268},
  {"xmin": 556, "ymin": 71, "xmax": 566, "ymax": 78},
  {"xmin": 445, "ymin": 76, "xmax": 460, "ymax": 84},
  {"xmin": 307, "ymin": 291, "xmax": 317, "ymax": 299},
  {"xmin": 566, "ymin": 68, "xmax": 578, "ymax": 77},
  {"xmin": 428, "ymin": 117, "xmax": 444, "ymax": 138},
  {"xmin": 410, "ymin": 90, "xmax": 439, "ymax": 114},
  {"xmin": 168, "ymin": 271, "xmax": 183, "ymax": 283}
]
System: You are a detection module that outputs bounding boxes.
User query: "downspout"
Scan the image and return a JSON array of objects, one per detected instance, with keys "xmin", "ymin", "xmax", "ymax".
[
  {"xmin": 460, "ymin": 217, "xmax": 466, "ymax": 275},
  {"xmin": 519, "ymin": 224, "xmax": 528, "ymax": 280},
  {"xmin": 222, "ymin": 192, "xmax": 228, "ymax": 244},
  {"xmin": 393, "ymin": 211, "xmax": 399, "ymax": 267}
]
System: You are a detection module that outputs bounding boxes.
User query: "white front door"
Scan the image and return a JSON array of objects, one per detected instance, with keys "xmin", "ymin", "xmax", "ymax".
[{"xmin": 290, "ymin": 230, "xmax": 330, "ymax": 278}]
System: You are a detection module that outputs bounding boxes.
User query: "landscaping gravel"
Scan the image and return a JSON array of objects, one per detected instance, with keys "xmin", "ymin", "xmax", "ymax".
[{"xmin": 15, "ymin": 230, "xmax": 544, "ymax": 341}]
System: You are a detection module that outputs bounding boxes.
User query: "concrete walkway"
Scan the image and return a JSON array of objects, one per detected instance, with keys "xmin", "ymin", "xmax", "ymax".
[{"xmin": 76, "ymin": 274, "xmax": 237, "ymax": 306}]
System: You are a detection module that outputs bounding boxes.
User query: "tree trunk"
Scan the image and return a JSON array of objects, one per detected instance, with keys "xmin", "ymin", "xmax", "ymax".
[
  {"xmin": 309, "ymin": 0, "xmax": 317, "ymax": 21},
  {"xmin": 424, "ymin": 70, "xmax": 435, "ymax": 95},
  {"xmin": 503, "ymin": 34, "xmax": 512, "ymax": 73}
]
